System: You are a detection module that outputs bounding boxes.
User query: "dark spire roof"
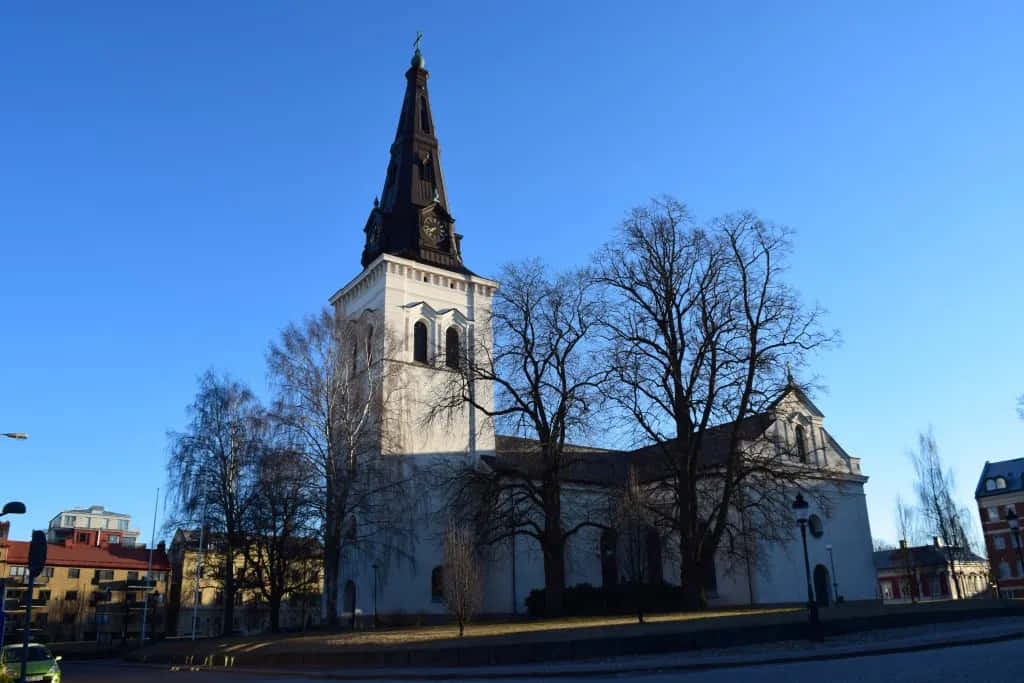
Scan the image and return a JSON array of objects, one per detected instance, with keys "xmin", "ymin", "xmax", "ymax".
[{"xmin": 360, "ymin": 37, "xmax": 468, "ymax": 274}]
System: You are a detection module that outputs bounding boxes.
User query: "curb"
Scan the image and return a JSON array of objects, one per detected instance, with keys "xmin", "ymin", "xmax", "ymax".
[{"xmin": 112, "ymin": 629, "xmax": 1024, "ymax": 680}]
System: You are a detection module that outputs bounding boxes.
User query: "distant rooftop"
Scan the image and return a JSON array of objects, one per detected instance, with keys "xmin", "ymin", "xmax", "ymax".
[
  {"xmin": 55, "ymin": 505, "xmax": 130, "ymax": 518},
  {"xmin": 975, "ymin": 458, "xmax": 1024, "ymax": 499}
]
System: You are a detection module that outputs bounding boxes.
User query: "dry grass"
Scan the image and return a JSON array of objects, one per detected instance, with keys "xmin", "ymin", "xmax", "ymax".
[{"xmin": 203, "ymin": 606, "xmax": 801, "ymax": 655}]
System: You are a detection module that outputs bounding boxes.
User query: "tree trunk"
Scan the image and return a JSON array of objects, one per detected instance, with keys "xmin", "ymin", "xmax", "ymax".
[
  {"xmin": 222, "ymin": 562, "xmax": 236, "ymax": 637},
  {"xmin": 269, "ymin": 594, "xmax": 281, "ymax": 633},
  {"xmin": 681, "ymin": 554, "xmax": 708, "ymax": 611},
  {"xmin": 323, "ymin": 479, "xmax": 341, "ymax": 628},
  {"xmin": 542, "ymin": 534, "xmax": 566, "ymax": 617}
]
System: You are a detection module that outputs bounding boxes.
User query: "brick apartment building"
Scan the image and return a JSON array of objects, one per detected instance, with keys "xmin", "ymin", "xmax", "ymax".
[
  {"xmin": 976, "ymin": 458, "xmax": 1024, "ymax": 597},
  {"xmin": 0, "ymin": 522, "xmax": 170, "ymax": 642}
]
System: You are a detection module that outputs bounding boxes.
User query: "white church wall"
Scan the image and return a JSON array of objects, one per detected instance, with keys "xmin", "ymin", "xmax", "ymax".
[{"xmin": 751, "ymin": 479, "xmax": 876, "ymax": 604}]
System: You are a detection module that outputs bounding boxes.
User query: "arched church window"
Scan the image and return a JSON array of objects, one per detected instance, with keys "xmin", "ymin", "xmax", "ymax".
[
  {"xmin": 413, "ymin": 321, "xmax": 428, "ymax": 363},
  {"xmin": 645, "ymin": 527, "xmax": 663, "ymax": 584},
  {"xmin": 431, "ymin": 566, "xmax": 443, "ymax": 602},
  {"xmin": 795, "ymin": 425, "xmax": 808, "ymax": 463},
  {"xmin": 600, "ymin": 529, "xmax": 618, "ymax": 588},
  {"xmin": 445, "ymin": 327, "xmax": 460, "ymax": 369},
  {"xmin": 420, "ymin": 97, "xmax": 431, "ymax": 133}
]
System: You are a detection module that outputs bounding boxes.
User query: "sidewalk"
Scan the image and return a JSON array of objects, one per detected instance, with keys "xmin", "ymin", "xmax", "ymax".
[{"xmin": 158, "ymin": 615, "xmax": 1024, "ymax": 680}]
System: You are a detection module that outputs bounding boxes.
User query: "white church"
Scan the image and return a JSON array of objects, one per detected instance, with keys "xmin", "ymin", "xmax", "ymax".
[{"xmin": 327, "ymin": 44, "xmax": 878, "ymax": 620}]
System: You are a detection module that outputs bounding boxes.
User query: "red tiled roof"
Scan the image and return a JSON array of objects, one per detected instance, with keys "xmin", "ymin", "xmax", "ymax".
[{"xmin": 5, "ymin": 541, "xmax": 170, "ymax": 571}]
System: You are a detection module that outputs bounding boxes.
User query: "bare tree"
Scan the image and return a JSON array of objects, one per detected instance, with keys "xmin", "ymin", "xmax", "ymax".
[
  {"xmin": 167, "ymin": 370, "xmax": 264, "ymax": 635},
  {"xmin": 594, "ymin": 197, "xmax": 838, "ymax": 610},
  {"xmin": 430, "ymin": 260, "xmax": 606, "ymax": 616},
  {"xmin": 268, "ymin": 308, "xmax": 415, "ymax": 627},
  {"xmin": 441, "ymin": 522, "xmax": 482, "ymax": 637},
  {"xmin": 895, "ymin": 495, "xmax": 919, "ymax": 603},
  {"xmin": 909, "ymin": 427, "xmax": 974, "ymax": 597},
  {"xmin": 615, "ymin": 468, "xmax": 659, "ymax": 623},
  {"xmin": 241, "ymin": 445, "xmax": 321, "ymax": 632},
  {"xmin": 873, "ymin": 537, "xmax": 895, "ymax": 552}
]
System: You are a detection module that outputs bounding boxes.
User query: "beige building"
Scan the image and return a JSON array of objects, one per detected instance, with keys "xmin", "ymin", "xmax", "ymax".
[
  {"xmin": 47, "ymin": 505, "xmax": 141, "ymax": 547},
  {"xmin": 167, "ymin": 529, "xmax": 321, "ymax": 636},
  {"xmin": 1, "ymin": 523, "xmax": 169, "ymax": 642}
]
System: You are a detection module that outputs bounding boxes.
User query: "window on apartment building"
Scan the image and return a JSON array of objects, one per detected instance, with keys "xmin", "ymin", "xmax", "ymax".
[
  {"xmin": 64, "ymin": 515, "xmax": 76, "ymax": 527},
  {"xmin": 109, "ymin": 535, "xmax": 120, "ymax": 544},
  {"xmin": 96, "ymin": 569, "xmax": 114, "ymax": 581},
  {"xmin": 38, "ymin": 591, "xmax": 51, "ymax": 602},
  {"xmin": 9, "ymin": 566, "xmax": 28, "ymax": 577},
  {"xmin": 77, "ymin": 532, "xmax": 89, "ymax": 543},
  {"xmin": 995, "ymin": 536, "xmax": 1006, "ymax": 550},
  {"xmin": 1000, "ymin": 562, "xmax": 1011, "ymax": 579},
  {"xmin": 40, "ymin": 567, "xmax": 53, "ymax": 578},
  {"xmin": 67, "ymin": 568, "xmax": 80, "ymax": 579},
  {"xmin": 117, "ymin": 519, "xmax": 129, "ymax": 530},
  {"xmin": 127, "ymin": 571, "xmax": 138, "ymax": 581},
  {"xmin": 65, "ymin": 590, "xmax": 78, "ymax": 601},
  {"xmin": 122, "ymin": 537, "xmax": 135, "ymax": 547}
]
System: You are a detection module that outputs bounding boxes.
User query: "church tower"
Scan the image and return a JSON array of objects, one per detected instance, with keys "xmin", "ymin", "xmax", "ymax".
[
  {"xmin": 360, "ymin": 41, "xmax": 465, "ymax": 274},
  {"xmin": 329, "ymin": 40, "xmax": 497, "ymax": 459}
]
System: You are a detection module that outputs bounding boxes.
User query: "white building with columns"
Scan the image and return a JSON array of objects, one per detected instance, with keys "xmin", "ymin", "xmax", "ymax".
[{"xmin": 325, "ymin": 45, "xmax": 878, "ymax": 621}]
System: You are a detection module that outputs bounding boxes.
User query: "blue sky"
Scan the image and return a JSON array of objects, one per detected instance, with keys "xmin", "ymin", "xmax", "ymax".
[{"xmin": 2, "ymin": 2, "xmax": 1022, "ymax": 551}]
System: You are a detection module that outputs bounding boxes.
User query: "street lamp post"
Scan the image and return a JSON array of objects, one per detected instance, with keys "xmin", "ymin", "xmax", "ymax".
[
  {"xmin": 1006, "ymin": 508, "xmax": 1024, "ymax": 592},
  {"xmin": 825, "ymin": 544, "xmax": 840, "ymax": 604},
  {"xmin": 793, "ymin": 493, "xmax": 823, "ymax": 642},
  {"xmin": 371, "ymin": 564, "xmax": 379, "ymax": 629},
  {"xmin": 0, "ymin": 503, "xmax": 27, "ymax": 647}
]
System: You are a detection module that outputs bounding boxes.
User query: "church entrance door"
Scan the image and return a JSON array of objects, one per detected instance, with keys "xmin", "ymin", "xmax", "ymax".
[{"xmin": 813, "ymin": 564, "xmax": 830, "ymax": 607}]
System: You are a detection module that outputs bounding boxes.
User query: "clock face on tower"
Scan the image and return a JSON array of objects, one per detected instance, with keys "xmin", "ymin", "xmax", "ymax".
[{"xmin": 420, "ymin": 215, "xmax": 445, "ymax": 246}]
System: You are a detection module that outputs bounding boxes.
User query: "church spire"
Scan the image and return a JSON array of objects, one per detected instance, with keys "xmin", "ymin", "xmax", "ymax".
[{"xmin": 361, "ymin": 35, "xmax": 466, "ymax": 273}]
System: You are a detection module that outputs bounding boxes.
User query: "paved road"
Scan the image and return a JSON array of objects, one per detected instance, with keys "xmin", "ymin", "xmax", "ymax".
[{"xmin": 61, "ymin": 635, "xmax": 1024, "ymax": 682}]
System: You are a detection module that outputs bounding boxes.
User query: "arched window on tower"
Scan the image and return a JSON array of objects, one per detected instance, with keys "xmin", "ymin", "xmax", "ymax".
[
  {"xmin": 413, "ymin": 321, "xmax": 428, "ymax": 363},
  {"xmin": 422, "ymin": 155, "xmax": 435, "ymax": 184},
  {"xmin": 420, "ymin": 97, "xmax": 431, "ymax": 133},
  {"xmin": 795, "ymin": 425, "xmax": 808, "ymax": 463},
  {"xmin": 445, "ymin": 327, "xmax": 460, "ymax": 369}
]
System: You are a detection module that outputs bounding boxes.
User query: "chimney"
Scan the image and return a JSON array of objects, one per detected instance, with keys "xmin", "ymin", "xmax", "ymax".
[
  {"xmin": 899, "ymin": 539, "xmax": 908, "ymax": 549},
  {"xmin": 157, "ymin": 541, "xmax": 166, "ymax": 553},
  {"xmin": 933, "ymin": 536, "xmax": 941, "ymax": 548}
]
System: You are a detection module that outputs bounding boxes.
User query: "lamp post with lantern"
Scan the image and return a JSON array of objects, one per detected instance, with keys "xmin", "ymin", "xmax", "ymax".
[{"xmin": 793, "ymin": 493, "xmax": 823, "ymax": 641}]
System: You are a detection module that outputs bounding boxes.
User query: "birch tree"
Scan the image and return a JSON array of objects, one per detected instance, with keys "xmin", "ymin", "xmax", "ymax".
[
  {"xmin": 167, "ymin": 370, "xmax": 263, "ymax": 635},
  {"xmin": 909, "ymin": 427, "xmax": 974, "ymax": 597},
  {"xmin": 268, "ymin": 308, "xmax": 415, "ymax": 626}
]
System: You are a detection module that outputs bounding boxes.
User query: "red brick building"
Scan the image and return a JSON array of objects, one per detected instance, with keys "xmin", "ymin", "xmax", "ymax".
[
  {"xmin": 1, "ymin": 523, "xmax": 171, "ymax": 642},
  {"xmin": 975, "ymin": 458, "xmax": 1024, "ymax": 597}
]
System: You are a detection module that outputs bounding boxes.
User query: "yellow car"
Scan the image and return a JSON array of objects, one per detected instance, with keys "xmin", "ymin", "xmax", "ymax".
[{"xmin": 2, "ymin": 643, "xmax": 62, "ymax": 682}]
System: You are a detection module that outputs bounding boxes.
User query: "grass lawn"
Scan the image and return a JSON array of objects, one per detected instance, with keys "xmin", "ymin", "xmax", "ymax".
[{"xmin": 187, "ymin": 606, "xmax": 802, "ymax": 656}]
